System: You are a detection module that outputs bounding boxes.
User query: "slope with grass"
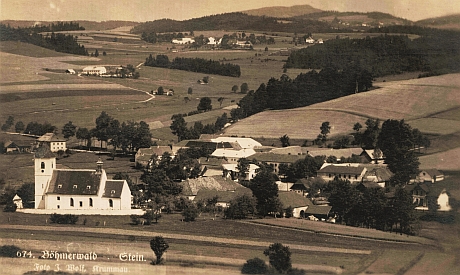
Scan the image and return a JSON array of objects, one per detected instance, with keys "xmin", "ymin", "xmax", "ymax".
[{"xmin": 224, "ymin": 73, "xmax": 460, "ymax": 140}]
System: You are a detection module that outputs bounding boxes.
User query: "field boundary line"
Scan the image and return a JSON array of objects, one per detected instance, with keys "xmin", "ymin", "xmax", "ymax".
[{"xmin": 0, "ymin": 224, "xmax": 371, "ymax": 255}]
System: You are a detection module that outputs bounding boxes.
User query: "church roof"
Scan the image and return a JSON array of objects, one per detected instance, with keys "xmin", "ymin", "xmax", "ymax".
[
  {"xmin": 103, "ymin": 181, "xmax": 125, "ymax": 198},
  {"xmin": 46, "ymin": 170, "xmax": 101, "ymax": 195}
]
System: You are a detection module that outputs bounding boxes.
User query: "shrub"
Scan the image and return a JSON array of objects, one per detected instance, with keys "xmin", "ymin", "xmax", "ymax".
[
  {"xmin": 241, "ymin": 257, "xmax": 268, "ymax": 274},
  {"xmin": 49, "ymin": 213, "xmax": 78, "ymax": 224},
  {"xmin": 0, "ymin": 245, "xmax": 21, "ymax": 257},
  {"xmin": 3, "ymin": 201, "xmax": 17, "ymax": 212}
]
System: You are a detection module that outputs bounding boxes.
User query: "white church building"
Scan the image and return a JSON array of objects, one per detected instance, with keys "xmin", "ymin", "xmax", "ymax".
[{"xmin": 32, "ymin": 146, "xmax": 136, "ymax": 214}]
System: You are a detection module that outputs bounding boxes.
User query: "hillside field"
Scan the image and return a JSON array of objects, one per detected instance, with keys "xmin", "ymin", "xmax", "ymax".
[{"xmin": 224, "ymin": 74, "xmax": 460, "ymax": 140}]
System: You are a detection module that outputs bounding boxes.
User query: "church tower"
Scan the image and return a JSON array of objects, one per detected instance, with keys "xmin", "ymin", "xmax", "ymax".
[{"xmin": 34, "ymin": 146, "xmax": 56, "ymax": 209}]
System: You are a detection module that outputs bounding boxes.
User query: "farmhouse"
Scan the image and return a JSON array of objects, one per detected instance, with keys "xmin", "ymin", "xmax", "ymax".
[
  {"xmin": 222, "ymin": 163, "xmax": 260, "ymax": 181},
  {"xmin": 405, "ymin": 183, "xmax": 451, "ymax": 211},
  {"xmin": 270, "ymin": 146, "xmax": 309, "ymax": 156},
  {"xmin": 418, "ymin": 169, "xmax": 444, "ymax": 183},
  {"xmin": 307, "ymin": 148, "xmax": 363, "ymax": 162},
  {"xmin": 361, "ymin": 149, "xmax": 385, "ymax": 164},
  {"xmin": 33, "ymin": 146, "xmax": 132, "ymax": 212},
  {"xmin": 37, "ymin": 133, "xmax": 66, "ymax": 152},
  {"xmin": 211, "ymin": 148, "xmax": 256, "ymax": 163},
  {"xmin": 250, "ymin": 153, "xmax": 305, "ymax": 175},
  {"xmin": 278, "ymin": 191, "xmax": 312, "ymax": 218},
  {"xmin": 194, "ymin": 187, "xmax": 252, "ymax": 208},
  {"xmin": 135, "ymin": 145, "xmax": 177, "ymax": 167},
  {"xmin": 5, "ymin": 140, "xmax": 33, "ymax": 153},
  {"xmin": 65, "ymin": 69, "xmax": 76, "ymax": 74},
  {"xmin": 317, "ymin": 163, "xmax": 367, "ymax": 183},
  {"xmin": 305, "ymin": 37, "xmax": 315, "ymax": 44},
  {"xmin": 172, "ymin": 38, "xmax": 195, "ymax": 44},
  {"xmin": 82, "ymin": 66, "xmax": 107, "ymax": 76},
  {"xmin": 180, "ymin": 175, "xmax": 243, "ymax": 200}
]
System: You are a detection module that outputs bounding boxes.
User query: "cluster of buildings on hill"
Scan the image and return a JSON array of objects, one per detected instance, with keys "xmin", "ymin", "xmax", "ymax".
[
  {"xmin": 171, "ymin": 36, "xmax": 253, "ymax": 49},
  {"xmin": 8, "ymin": 133, "xmax": 451, "ymax": 217},
  {"xmin": 65, "ymin": 65, "xmax": 136, "ymax": 78}
]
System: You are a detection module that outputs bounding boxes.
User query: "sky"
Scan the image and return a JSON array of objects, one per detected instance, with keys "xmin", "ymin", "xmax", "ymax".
[{"xmin": 1, "ymin": 0, "xmax": 459, "ymax": 22}]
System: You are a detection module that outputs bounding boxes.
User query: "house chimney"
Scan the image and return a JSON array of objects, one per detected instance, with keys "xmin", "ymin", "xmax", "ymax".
[{"xmin": 96, "ymin": 157, "xmax": 103, "ymax": 173}]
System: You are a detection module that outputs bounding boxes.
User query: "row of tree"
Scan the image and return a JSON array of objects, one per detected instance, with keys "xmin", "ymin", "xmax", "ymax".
[
  {"xmin": 144, "ymin": 54, "xmax": 241, "ymax": 77},
  {"xmin": 326, "ymin": 178, "xmax": 416, "ymax": 234},
  {"xmin": 0, "ymin": 24, "xmax": 87, "ymax": 56},
  {"xmin": 231, "ymin": 68, "xmax": 372, "ymax": 120},
  {"xmin": 74, "ymin": 112, "xmax": 152, "ymax": 154},
  {"xmin": 170, "ymin": 112, "xmax": 228, "ymax": 142}
]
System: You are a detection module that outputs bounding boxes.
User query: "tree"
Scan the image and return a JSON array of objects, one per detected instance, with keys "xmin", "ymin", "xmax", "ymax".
[
  {"xmin": 202, "ymin": 76, "xmax": 209, "ymax": 84},
  {"xmin": 197, "ymin": 97, "xmax": 212, "ymax": 112},
  {"xmin": 170, "ymin": 114, "xmax": 188, "ymax": 142},
  {"xmin": 236, "ymin": 158, "xmax": 250, "ymax": 181},
  {"xmin": 14, "ymin": 121, "xmax": 24, "ymax": 133},
  {"xmin": 217, "ymin": 97, "xmax": 224, "ymax": 107},
  {"xmin": 225, "ymin": 195, "xmax": 257, "ymax": 219},
  {"xmin": 362, "ymin": 119, "xmax": 380, "ymax": 149},
  {"xmin": 93, "ymin": 111, "xmax": 114, "ymax": 149},
  {"xmin": 103, "ymin": 51, "xmax": 107, "ymax": 56},
  {"xmin": 1, "ymin": 116, "xmax": 14, "ymax": 131},
  {"xmin": 241, "ymin": 83, "xmax": 249, "ymax": 94},
  {"xmin": 249, "ymin": 170, "xmax": 280, "ymax": 216},
  {"xmin": 62, "ymin": 121, "xmax": 77, "ymax": 139},
  {"xmin": 232, "ymin": 85, "xmax": 239, "ymax": 93},
  {"xmin": 241, "ymin": 258, "xmax": 268, "ymax": 274},
  {"xmin": 320, "ymin": 121, "xmax": 331, "ymax": 142},
  {"xmin": 182, "ymin": 202, "xmax": 199, "ymax": 222},
  {"xmin": 187, "ymin": 87, "xmax": 193, "ymax": 95},
  {"xmin": 279, "ymin": 134, "xmax": 290, "ymax": 147},
  {"xmin": 149, "ymin": 236, "xmax": 169, "ymax": 265},
  {"xmin": 95, "ymin": 49, "xmax": 99, "ymax": 57},
  {"xmin": 76, "ymin": 127, "xmax": 91, "ymax": 147},
  {"xmin": 377, "ymin": 119, "xmax": 420, "ymax": 185},
  {"xmin": 157, "ymin": 86, "xmax": 164, "ymax": 95},
  {"xmin": 16, "ymin": 183, "xmax": 34, "ymax": 208},
  {"xmin": 263, "ymin": 243, "xmax": 292, "ymax": 273}
]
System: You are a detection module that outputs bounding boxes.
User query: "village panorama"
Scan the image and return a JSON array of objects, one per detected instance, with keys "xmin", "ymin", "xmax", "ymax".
[{"xmin": 1, "ymin": 2, "xmax": 460, "ymax": 275}]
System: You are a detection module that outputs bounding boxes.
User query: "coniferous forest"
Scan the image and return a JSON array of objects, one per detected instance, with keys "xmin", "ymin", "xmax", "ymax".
[
  {"xmin": 0, "ymin": 23, "xmax": 87, "ymax": 56},
  {"xmin": 285, "ymin": 27, "xmax": 460, "ymax": 76},
  {"xmin": 144, "ymin": 54, "xmax": 241, "ymax": 77},
  {"xmin": 231, "ymin": 67, "xmax": 372, "ymax": 120}
]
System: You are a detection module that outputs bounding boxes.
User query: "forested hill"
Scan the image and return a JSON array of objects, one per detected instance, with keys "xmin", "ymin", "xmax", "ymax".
[
  {"xmin": 130, "ymin": 12, "xmax": 333, "ymax": 34},
  {"xmin": 286, "ymin": 26, "xmax": 460, "ymax": 77}
]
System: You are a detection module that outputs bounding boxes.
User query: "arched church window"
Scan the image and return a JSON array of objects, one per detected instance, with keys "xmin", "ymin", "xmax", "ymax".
[
  {"xmin": 41, "ymin": 162, "xmax": 45, "ymax": 169},
  {"xmin": 70, "ymin": 198, "xmax": 74, "ymax": 207},
  {"xmin": 109, "ymin": 199, "xmax": 113, "ymax": 208}
]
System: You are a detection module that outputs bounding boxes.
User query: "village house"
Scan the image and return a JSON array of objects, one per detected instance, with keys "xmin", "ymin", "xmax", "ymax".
[
  {"xmin": 37, "ymin": 133, "xmax": 66, "ymax": 152},
  {"xmin": 180, "ymin": 175, "xmax": 243, "ymax": 201},
  {"xmin": 269, "ymin": 146, "xmax": 309, "ymax": 156},
  {"xmin": 317, "ymin": 163, "xmax": 367, "ymax": 184},
  {"xmin": 250, "ymin": 153, "xmax": 305, "ymax": 175},
  {"xmin": 193, "ymin": 187, "xmax": 252, "ymax": 208},
  {"xmin": 222, "ymin": 163, "xmax": 260, "ymax": 181},
  {"xmin": 33, "ymin": 146, "xmax": 132, "ymax": 212},
  {"xmin": 65, "ymin": 69, "xmax": 76, "ymax": 74},
  {"xmin": 405, "ymin": 183, "xmax": 451, "ymax": 211},
  {"xmin": 418, "ymin": 169, "xmax": 444, "ymax": 183},
  {"xmin": 135, "ymin": 145, "xmax": 178, "ymax": 167},
  {"xmin": 211, "ymin": 148, "xmax": 256, "ymax": 163},
  {"xmin": 5, "ymin": 140, "xmax": 34, "ymax": 153},
  {"xmin": 278, "ymin": 191, "xmax": 312, "ymax": 218},
  {"xmin": 199, "ymin": 157, "xmax": 228, "ymax": 177},
  {"xmin": 360, "ymin": 149, "xmax": 385, "ymax": 164},
  {"xmin": 305, "ymin": 37, "xmax": 315, "ymax": 44}
]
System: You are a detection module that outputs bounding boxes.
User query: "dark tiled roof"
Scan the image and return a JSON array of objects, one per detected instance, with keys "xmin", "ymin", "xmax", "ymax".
[
  {"xmin": 47, "ymin": 170, "xmax": 101, "ymax": 195},
  {"xmin": 251, "ymin": 153, "xmax": 305, "ymax": 163},
  {"xmin": 278, "ymin": 191, "xmax": 312, "ymax": 208},
  {"xmin": 308, "ymin": 148, "xmax": 363, "ymax": 158},
  {"xmin": 318, "ymin": 165, "xmax": 365, "ymax": 175},
  {"xmin": 103, "ymin": 180, "xmax": 125, "ymax": 198},
  {"xmin": 422, "ymin": 169, "xmax": 443, "ymax": 177},
  {"xmin": 194, "ymin": 187, "xmax": 252, "ymax": 203},
  {"xmin": 357, "ymin": 182, "xmax": 382, "ymax": 189},
  {"xmin": 305, "ymin": 205, "xmax": 332, "ymax": 216},
  {"xmin": 180, "ymin": 176, "xmax": 242, "ymax": 196}
]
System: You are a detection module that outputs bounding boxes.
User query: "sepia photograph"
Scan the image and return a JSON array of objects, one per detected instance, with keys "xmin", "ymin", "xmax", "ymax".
[{"xmin": 1, "ymin": 0, "xmax": 460, "ymax": 274}]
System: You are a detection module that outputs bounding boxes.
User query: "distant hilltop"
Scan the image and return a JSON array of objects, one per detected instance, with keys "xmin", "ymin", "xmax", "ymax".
[{"xmin": 242, "ymin": 4, "xmax": 322, "ymax": 18}]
